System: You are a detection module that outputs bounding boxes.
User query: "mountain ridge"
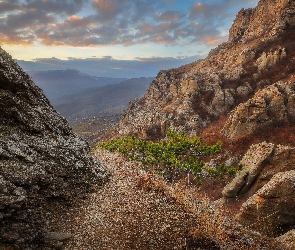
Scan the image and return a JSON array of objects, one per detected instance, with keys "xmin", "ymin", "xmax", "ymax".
[
  {"xmin": 28, "ymin": 69, "xmax": 126, "ymax": 100},
  {"xmin": 110, "ymin": 0, "xmax": 295, "ymax": 243},
  {"xmin": 117, "ymin": 0, "xmax": 295, "ymax": 140}
]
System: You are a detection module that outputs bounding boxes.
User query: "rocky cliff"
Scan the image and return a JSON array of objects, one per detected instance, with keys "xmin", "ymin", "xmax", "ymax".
[
  {"xmin": 0, "ymin": 47, "xmax": 109, "ymax": 249},
  {"xmin": 118, "ymin": 0, "xmax": 295, "ymax": 139}
]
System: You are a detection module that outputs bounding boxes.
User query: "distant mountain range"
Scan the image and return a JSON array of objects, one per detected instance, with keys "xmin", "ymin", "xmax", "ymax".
[
  {"xmin": 28, "ymin": 69, "xmax": 126, "ymax": 100},
  {"xmin": 28, "ymin": 69, "xmax": 154, "ymax": 123},
  {"xmin": 53, "ymin": 77, "xmax": 154, "ymax": 123}
]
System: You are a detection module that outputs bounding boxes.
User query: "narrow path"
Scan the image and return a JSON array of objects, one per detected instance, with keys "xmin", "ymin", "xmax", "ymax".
[{"xmin": 60, "ymin": 150, "xmax": 200, "ymax": 249}]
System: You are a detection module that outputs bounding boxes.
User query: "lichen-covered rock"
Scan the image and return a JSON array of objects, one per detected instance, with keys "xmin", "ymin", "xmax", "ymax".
[
  {"xmin": 0, "ymin": 47, "xmax": 109, "ymax": 248},
  {"xmin": 276, "ymin": 229, "xmax": 295, "ymax": 250},
  {"xmin": 236, "ymin": 170, "xmax": 295, "ymax": 236},
  {"xmin": 228, "ymin": 8, "xmax": 253, "ymax": 43},
  {"xmin": 223, "ymin": 142, "xmax": 295, "ymax": 198},
  {"xmin": 256, "ymin": 48, "xmax": 287, "ymax": 72}
]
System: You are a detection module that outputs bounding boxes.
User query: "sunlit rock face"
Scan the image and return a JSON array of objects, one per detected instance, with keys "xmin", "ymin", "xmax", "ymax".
[
  {"xmin": 0, "ymin": 47, "xmax": 109, "ymax": 248},
  {"xmin": 117, "ymin": 0, "xmax": 295, "ymax": 140}
]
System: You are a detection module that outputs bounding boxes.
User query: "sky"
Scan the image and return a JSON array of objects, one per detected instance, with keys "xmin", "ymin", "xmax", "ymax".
[{"xmin": 0, "ymin": 0, "xmax": 259, "ymax": 78}]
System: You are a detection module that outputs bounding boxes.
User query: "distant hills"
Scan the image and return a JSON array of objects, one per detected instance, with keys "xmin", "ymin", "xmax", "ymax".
[
  {"xmin": 53, "ymin": 77, "xmax": 154, "ymax": 123},
  {"xmin": 28, "ymin": 69, "xmax": 154, "ymax": 123},
  {"xmin": 28, "ymin": 69, "xmax": 126, "ymax": 100}
]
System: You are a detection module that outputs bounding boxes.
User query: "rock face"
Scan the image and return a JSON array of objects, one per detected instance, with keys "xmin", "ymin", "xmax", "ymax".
[
  {"xmin": 0, "ymin": 47, "xmax": 109, "ymax": 248},
  {"xmin": 222, "ymin": 81, "xmax": 295, "ymax": 139},
  {"xmin": 222, "ymin": 142, "xmax": 275, "ymax": 198},
  {"xmin": 118, "ymin": 0, "xmax": 295, "ymax": 139}
]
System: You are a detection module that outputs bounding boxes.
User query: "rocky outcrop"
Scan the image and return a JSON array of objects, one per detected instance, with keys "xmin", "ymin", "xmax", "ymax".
[
  {"xmin": 0, "ymin": 47, "xmax": 109, "ymax": 248},
  {"xmin": 118, "ymin": 0, "xmax": 295, "ymax": 139},
  {"xmin": 222, "ymin": 142, "xmax": 295, "ymax": 236},
  {"xmin": 228, "ymin": 8, "xmax": 253, "ymax": 43},
  {"xmin": 222, "ymin": 81, "xmax": 295, "ymax": 139},
  {"xmin": 256, "ymin": 47, "xmax": 287, "ymax": 72},
  {"xmin": 276, "ymin": 229, "xmax": 295, "ymax": 250},
  {"xmin": 236, "ymin": 170, "xmax": 295, "ymax": 236},
  {"xmin": 222, "ymin": 142, "xmax": 275, "ymax": 198},
  {"xmin": 223, "ymin": 142, "xmax": 295, "ymax": 198},
  {"xmin": 229, "ymin": 0, "xmax": 295, "ymax": 43}
]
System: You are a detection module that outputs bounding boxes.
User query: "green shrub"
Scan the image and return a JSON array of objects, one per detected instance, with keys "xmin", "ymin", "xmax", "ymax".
[{"xmin": 97, "ymin": 129, "xmax": 242, "ymax": 182}]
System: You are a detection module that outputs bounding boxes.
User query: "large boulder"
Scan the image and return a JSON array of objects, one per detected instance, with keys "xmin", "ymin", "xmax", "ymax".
[
  {"xmin": 222, "ymin": 142, "xmax": 275, "ymax": 198},
  {"xmin": 223, "ymin": 142, "xmax": 295, "ymax": 199},
  {"xmin": 236, "ymin": 170, "xmax": 295, "ymax": 236},
  {"xmin": 0, "ymin": 47, "xmax": 109, "ymax": 248}
]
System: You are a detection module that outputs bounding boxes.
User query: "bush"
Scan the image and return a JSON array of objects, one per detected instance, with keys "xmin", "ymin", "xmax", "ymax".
[{"xmin": 97, "ymin": 129, "xmax": 241, "ymax": 182}]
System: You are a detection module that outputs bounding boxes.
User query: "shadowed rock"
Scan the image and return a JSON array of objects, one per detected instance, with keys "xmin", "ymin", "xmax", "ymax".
[{"xmin": 0, "ymin": 47, "xmax": 109, "ymax": 248}]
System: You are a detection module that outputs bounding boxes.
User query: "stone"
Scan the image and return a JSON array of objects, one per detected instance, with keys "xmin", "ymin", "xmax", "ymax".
[
  {"xmin": 276, "ymin": 229, "xmax": 295, "ymax": 250},
  {"xmin": 222, "ymin": 142, "xmax": 275, "ymax": 198},
  {"xmin": 222, "ymin": 81, "xmax": 295, "ymax": 140},
  {"xmin": 256, "ymin": 48, "xmax": 287, "ymax": 72},
  {"xmin": 236, "ymin": 170, "xmax": 295, "ymax": 236},
  {"xmin": 223, "ymin": 142, "xmax": 295, "ymax": 198},
  {"xmin": 44, "ymin": 232, "xmax": 72, "ymax": 242}
]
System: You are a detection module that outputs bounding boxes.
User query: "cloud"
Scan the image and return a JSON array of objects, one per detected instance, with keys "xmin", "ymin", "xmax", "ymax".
[
  {"xmin": 155, "ymin": 10, "xmax": 184, "ymax": 22},
  {"xmin": 92, "ymin": 0, "xmax": 120, "ymax": 20},
  {"xmin": 0, "ymin": 0, "xmax": 259, "ymax": 47},
  {"xmin": 0, "ymin": 0, "xmax": 20, "ymax": 14},
  {"xmin": 26, "ymin": 0, "xmax": 88, "ymax": 16},
  {"xmin": 17, "ymin": 55, "xmax": 203, "ymax": 78}
]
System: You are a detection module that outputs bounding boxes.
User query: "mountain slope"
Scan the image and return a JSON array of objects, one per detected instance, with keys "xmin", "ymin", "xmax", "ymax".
[
  {"xmin": 112, "ymin": 0, "xmax": 295, "ymax": 243},
  {"xmin": 117, "ymin": 0, "xmax": 295, "ymax": 139}
]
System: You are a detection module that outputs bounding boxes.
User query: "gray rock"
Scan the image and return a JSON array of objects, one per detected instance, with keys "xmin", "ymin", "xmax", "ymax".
[
  {"xmin": 222, "ymin": 81, "xmax": 295, "ymax": 139},
  {"xmin": 44, "ymin": 232, "xmax": 72, "ymax": 242},
  {"xmin": 0, "ymin": 47, "xmax": 109, "ymax": 248}
]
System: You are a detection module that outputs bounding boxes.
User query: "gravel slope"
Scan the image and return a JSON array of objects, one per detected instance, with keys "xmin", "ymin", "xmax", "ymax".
[
  {"xmin": 45, "ymin": 150, "xmax": 284, "ymax": 250},
  {"xmin": 59, "ymin": 150, "xmax": 203, "ymax": 249}
]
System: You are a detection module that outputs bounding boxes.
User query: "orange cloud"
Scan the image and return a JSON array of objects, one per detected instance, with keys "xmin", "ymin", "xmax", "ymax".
[{"xmin": 0, "ymin": 33, "xmax": 33, "ymax": 46}]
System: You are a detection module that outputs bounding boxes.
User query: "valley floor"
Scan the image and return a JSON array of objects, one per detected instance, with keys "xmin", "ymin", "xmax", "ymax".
[{"xmin": 46, "ymin": 150, "xmax": 283, "ymax": 250}]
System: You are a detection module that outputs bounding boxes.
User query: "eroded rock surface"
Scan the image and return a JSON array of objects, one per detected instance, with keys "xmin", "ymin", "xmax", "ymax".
[
  {"xmin": 223, "ymin": 142, "xmax": 295, "ymax": 237},
  {"xmin": 222, "ymin": 81, "xmax": 295, "ymax": 139},
  {"xmin": 236, "ymin": 170, "xmax": 295, "ymax": 236},
  {"xmin": 222, "ymin": 142, "xmax": 275, "ymax": 198},
  {"xmin": 0, "ymin": 47, "xmax": 109, "ymax": 249},
  {"xmin": 117, "ymin": 0, "xmax": 295, "ymax": 139}
]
